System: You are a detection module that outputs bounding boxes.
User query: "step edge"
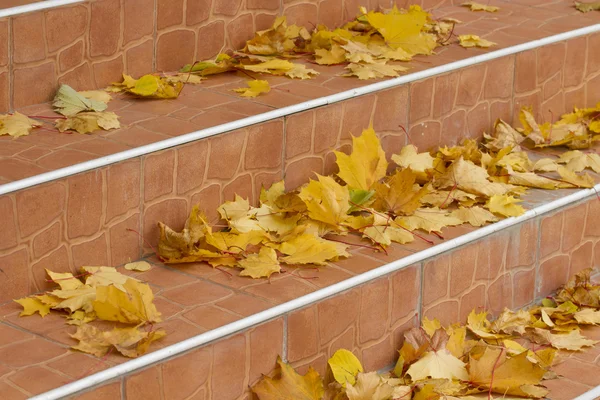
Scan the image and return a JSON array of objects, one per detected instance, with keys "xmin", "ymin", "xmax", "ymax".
[
  {"xmin": 574, "ymin": 385, "xmax": 600, "ymax": 400},
  {"xmin": 0, "ymin": 0, "xmax": 84, "ymax": 19},
  {"xmin": 29, "ymin": 183, "xmax": 600, "ymax": 400},
  {"xmin": 3, "ymin": 23, "xmax": 600, "ymax": 197}
]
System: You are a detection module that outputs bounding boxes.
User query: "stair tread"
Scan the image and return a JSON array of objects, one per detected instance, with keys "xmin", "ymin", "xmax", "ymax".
[
  {"xmin": 0, "ymin": 159, "xmax": 598, "ymax": 397},
  {"xmin": 0, "ymin": 0, "xmax": 597, "ymax": 188}
]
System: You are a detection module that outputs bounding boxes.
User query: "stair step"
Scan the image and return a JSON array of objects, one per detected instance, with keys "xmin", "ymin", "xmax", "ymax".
[{"xmin": 0, "ymin": 0, "xmax": 599, "ymax": 398}]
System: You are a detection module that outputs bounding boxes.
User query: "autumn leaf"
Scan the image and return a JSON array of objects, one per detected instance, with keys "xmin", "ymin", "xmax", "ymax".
[
  {"xmin": 0, "ymin": 112, "xmax": 41, "ymax": 138},
  {"xmin": 391, "ymin": 145, "xmax": 434, "ymax": 181},
  {"xmin": 78, "ymin": 90, "xmax": 113, "ymax": 104},
  {"xmin": 83, "ymin": 266, "xmax": 132, "ymax": 292},
  {"xmin": 328, "ymin": 349, "xmax": 363, "ymax": 386},
  {"xmin": 345, "ymin": 372, "xmax": 398, "ymax": 400},
  {"xmin": 239, "ymin": 247, "xmax": 281, "ymax": 279},
  {"xmin": 343, "ymin": 61, "xmax": 408, "ymax": 80},
  {"xmin": 252, "ymin": 356, "xmax": 324, "ymax": 400},
  {"xmin": 435, "ymin": 157, "xmax": 511, "ymax": 197},
  {"xmin": 574, "ymin": 308, "xmax": 600, "ymax": 324},
  {"xmin": 557, "ymin": 166, "xmax": 595, "ymax": 188},
  {"xmin": 406, "ymin": 349, "xmax": 469, "ymax": 381},
  {"xmin": 55, "ymin": 111, "xmax": 120, "ymax": 134},
  {"xmin": 575, "ymin": 1, "xmax": 600, "ymax": 12},
  {"xmin": 451, "ymin": 206, "xmax": 499, "ymax": 227},
  {"xmin": 372, "ymin": 169, "xmax": 430, "ymax": 215},
  {"xmin": 335, "ymin": 127, "xmax": 388, "ymax": 191},
  {"xmin": 396, "ymin": 207, "xmax": 462, "ymax": 233},
  {"xmin": 485, "ymin": 194, "xmax": 525, "ymax": 217},
  {"xmin": 558, "ymin": 150, "xmax": 600, "ymax": 173},
  {"xmin": 315, "ymin": 44, "xmax": 347, "ymax": 65},
  {"xmin": 279, "ymin": 234, "xmax": 349, "ymax": 265},
  {"xmin": 51, "ymin": 285, "xmax": 96, "ymax": 314},
  {"xmin": 233, "ymin": 80, "xmax": 271, "ymax": 97},
  {"xmin": 93, "ymin": 278, "xmax": 162, "ymax": 324},
  {"xmin": 53, "ymin": 84, "xmax": 108, "ymax": 116},
  {"xmin": 299, "ymin": 175, "xmax": 351, "ymax": 227},
  {"xmin": 525, "ymin": 327, "xmax": 598, "ymax": 351},
  {"xmin": 71, "ymin": 324, "xmax": 165, "ymax": 358},
  {"xmin": 14, "ymin": 297, "xmax": 52, "ymax": 317},
  {"xmin": 124, "ymin": 261, "xmax": 152, "ymax": 272},
  {"xmin": 46, "ymin": 269, "xmax": 84, "ymax": 291},
  {"xmin": 462, "ymin": 2, "xmax": 499, "ymax": 12},
  {"xmin": 458, "ymin": 35, "xmax": 497, "ymax": 48},
  {"xmin": 363, "ymin": 225, "xmax": 414, "ymax": 246},
  {"xmin": 110, "ymin": 74, "xmax": 183, "ymax": 98}
]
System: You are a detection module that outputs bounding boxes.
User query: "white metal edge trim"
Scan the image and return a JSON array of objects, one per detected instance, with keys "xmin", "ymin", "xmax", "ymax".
[
  {"xmin": 574, "ymin": 385, "xmax": 600, "ymax": 400},
  {"xmin": 2, "ymin": 23, "xmax": 600, "ymax": 196},
  {"xmin": 30, "ymin": 183, "xmax": 600, "ymax": 400},
  {"xmin": 0, "ymin": 0, "xmax": 84, "ymax": 18}
]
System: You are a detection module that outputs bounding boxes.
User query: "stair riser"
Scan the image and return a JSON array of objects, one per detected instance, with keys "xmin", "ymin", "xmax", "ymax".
[
  {"xmin": 1, "ymin": 32, "xmax": 598, "ymax": 303},
  {"xmin": 67, "ymin": 194, "xmax": 600, "ymax": 400}
]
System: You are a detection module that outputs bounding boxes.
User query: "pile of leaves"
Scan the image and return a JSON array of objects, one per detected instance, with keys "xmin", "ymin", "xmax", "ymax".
[
  {"xmin": 180, "ymin": 5, "xmax": 494, "ymax": 86},
  {"xmin": 14, "ymin": 262, "xmax": 165, "ymax": 358},
  {"xmin": 251, "ymin": 268, "xmax": 600, "ymax": 400},
  {"xmin": 157, "ymin": 104, "xmax": 599, "ymax": 280}
]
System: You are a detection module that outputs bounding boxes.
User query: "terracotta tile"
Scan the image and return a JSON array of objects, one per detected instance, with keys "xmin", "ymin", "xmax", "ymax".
[
  {"xmin": 32, "ymin": 221, "xmax": 61, "ymax": 259},
  {"xmin": 190, "ymin": 184, "xmax": 222, "ymax": 223},
  {"xmin": 16, "ymin": 181, "xmax": 65, "ymax": 238},
  {"xmin": 123, "ymin": 0, "xmax": 154, "ymax": 44},
  {"xmin": 223, "ymin": 173, "xmax": 254, "ymax": 203},
  {"xmin": 458, "ymin": 283, "xmax": 486, "ymax": 322},
  {"xmin": 554, "ymin": 358, "xmax": 600, "ymax": 387},
  {"xmin": 306, "ymin": 266, "xmax": 353, "ymax": 288},
  {"xmin": 513, "ymin": 268, "xmax": 535, "ymax": 308},
  {"xmin": 332, "ymin": 252, "xmax": 384, "ymax": 275},
  {"xmin": 361, "ymin": 335, "xmax": 395, "ymax": 372},
  {"xmin": 216, "ymin": 293, "xmax": 271, "ymax": 316},
  {"xmin": 284, "ymin": 3, "xmax": 318, "ymax": 26},
  {"xmin": 285, "ymin": 111, "xmax": 313, "ymax": 159},
  {"xmin": 74, "ymin": 382, "xmax": 123, "ymax": 400},
  {"xmin": 0, "ymin": 20, "xmax": 8, "ymax": 67},
  {"xmin": 449, "ymin": 243, "xmax": 478, "ymax": 297},
  {"xmin": 143, "ymin": 150, "xmax": 175, "ymax": 201},
  {"xmin": 340, "ymin": 95, "xmax": 376, "ymax": 140},
  {"xmin": 37, "ymin": 149, "xmax": 97, "ymax": 171},
  {"xmin": 0, "ymin": 196, "xmax": 17, "ymax": 251},
  {"xmin": 174, "ymin": 140, "xmax": 207, "ymax": 195},
  {"xmin": 543, "ymin": 377, "xmax": 591, "ymax": 400},
  {"xmin": 8, "ymin": 366, "xmax": 68, "ymax": 395},
  {"xmin": 143, "ymin": 199, "xmax": 187, "ymax": 249},
  {"xmin": 109, "ymin": 126, "xmax": 169, "ymax": 147},
  {"xmin": 227, "ymin": 13, "xmax": 254, "ymax": 50},
  {"xmin": 47, "ymin": 352, "xmax": 108, "ymax": 379},
  {"xmin": 514, "ymin": 50, "xmax": 537, "ymax": 93},
  {"xmin": 317, "ymin": 289, "xmax": 359, "ymax": 345},
  {"xmin": 71, "ymin": 233, "xmax": 110, "ymax": 267},
  {"xmin": 0, "ymin": 323, "xmax": 34, "ymax": 348},
  {"xmin": 106, "ymin": 159, "xmax": 140, "ymax": 222},
  {"xmin": 162, "ymin": 281, "xmax": 233, "ymax": 306},
  {"xmin": 0, "ymin": 338, "xmax": 66, "ymax": 368},
  {"xmin": 490, "ymin": 99, "xmax": 512, "ymax": 123},
  {"xmin": 45, "ymin": 5, "xmax": 87, "ymax": 53},
  {"xmin": 254, "ymin": 171, "xmax": 282, "ymax": 202},
  {"xmin": 92, "ymin": 56, "xmax": 125, "ymax": 88},
  {"xmin": 248, "ymin": 0, "xmax": 279, "ymax": 10},
  {"xmin": 0, "ymin": 381, "xmax": 28, "ymax": 399},
  {"xmin": 570, "ymin": 241, "xmax": 594, "ymax": 276},
  {"xmin": 506, "ymin": 220, "xmax": 538, "ymax": 269},
  {"xmin": 31, "ymin": 245, "xmax": 73, "ymax": 291},
  {"xmin": 513, "ymin": 91, "xmax": 541, "ymax": 125},
  {"xmin": 466, "ymin": 101, "xmax": 490, "ymax": 138},
  {"xmin": 13, "ymin": 62, "xmax": 56, "ymax": 108},
  {"xmin": 162, "ymin": 347, "xmax": 211, "ymax": 400},
  {"xmin": 124, "ymin": 366, "xmax": 161, "ymax": 399},
  {"xmin": 156, "ymin": 30, "xmax": 196, "ymax": 72},
  {"xmin": 59, "ymin": 63, "xmax": 95, "ymax": 91},
  {"xmin": 245, "ymin": 120, "xmax": 283, "ymax": 169},
  {"xmin": 186, "ymin": 0, "xmax": 211, "ymax": 25},
  {"xmin": 207, "ymin": 129, "xmax": 245, "ymax": 179},
  {"xmin": 90, "ymin": 0, "xmax": 120, "ymax": 57},
  {"xmin": 423, "ymin": 300, "xmax": 459, "ymax": 327},
  {"xmin": 442, "ymin": 109, "xmax": 467, "ymax": 144},
  {"xmin": 212, "ymin": 335, "xmax": 246, "ymax": 399},
  {"xmin": 249, "ymin": 318, "xmax": 284, "ymax": 384},
  {"xmin": 586, "ymin": 74, "xmax": 600, "ymax": 108},
  {"xmin": 284, "ymin": 156, "xmax": 323, "ymax": 191},
  {"xmin": 153, "ymin": 317, "xmax": 205, "ymax": 349},
  {"xmin": 0, "ymin": 71, "xmax": 9, "ymax": 113},
  {"xmin": 454, "ymin": 64, "xmax": 485, "ymax": 107},
  {"xmin": 409, "ymin": 78, "xmax": 433, "ymax": 123},
  {"xmin": 157, "ymin": 0, "xmax": 184, "ymax": 29},
  {"xmin": 312, "ymin": 104, "xmax": 342, "ymax": 154},
  {"xmin": 193, "ymin": 20, "xmax": 225, "ymax": 60},
  {"xmin": 564, "ymin": 85, "xmax": 586, "ymax": 115},
  {"xmin": 183, "ymin": 305, "xmax": 240, "ymax": 329},
  {"xmin": 0, "ymin": 249, "xmax": 29, "ymax": 302},
  {"xmin": 244, "ymin": 277, "xmax": 316, "ymax": 304},
  {"xmin": 561, "ymin": 203, "xmax": 587, "ymax": 252},
  {"xmin": 538, "ymin": 254, "xmax": 570, "ymax": 298},
  {"xmin": 422, "ymin": 255, "xmax": 450, "ymax": 306},
  {"xmin": 409, "ymin": 120, "xmax": 442, "ymax": 151},
  {"xmin": 109, "ymin": 213, "xmax": 141, "ymax": 266},
  {"xmin": 15, "ymin": 146, "xmax": 49, "ymax": 161},
  {"xmin": 587, "ymin": 33, "xmax": 600, "ymax": 79},
  {"xmin": 432, "ymin": 73, "xmax": 459, "ymax": 118},
  {"xmin": 125, "ymin": 40, "xmax": 154, "ymax": 77},
  {"xmin": 138, "ymin": 265, "xmax": 198, "ymax": 289},
  {"xmin": 585, "ymin": 198, "xmax": 600, "ymax": 238},
  {"xmin": 59, "ymin": 41, "xmax": 84, "ymax": 73},
  {"xmin": 537, "ymin": 42, "xmax": 566, "ymax": 84},
  {"xmin": 487, "ymin": 270, "xmax": 513, "ymax": 314},
  {"xmin": 12, "ymin": 12, "xmax": 45, "ymax": 64},
  {"xmin": 66, "ymin": 170, "xmax": 103, "ymax": 239},
  {"xmin": 359, "ymin": 278, "xmax": 389, "ymax": 344}
]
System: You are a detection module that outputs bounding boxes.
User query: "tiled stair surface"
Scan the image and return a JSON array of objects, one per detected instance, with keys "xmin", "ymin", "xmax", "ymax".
[{"xmin": 0, "ymin": 0, "xmax": 599, "ymax": 399}]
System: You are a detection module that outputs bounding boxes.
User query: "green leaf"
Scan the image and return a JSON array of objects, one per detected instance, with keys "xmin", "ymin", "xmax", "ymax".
[{"xmin": 53, "ymin": 84, "xmax": 108, "ymax": 117}]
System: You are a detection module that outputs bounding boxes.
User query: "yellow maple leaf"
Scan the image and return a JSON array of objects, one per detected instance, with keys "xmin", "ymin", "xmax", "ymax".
[
  {"xmin": 46, "ymin": 269, "xmax": 84, "ymax": 291},
  {"xmin": 55, "ymin": 111, "xmax": 120, "ymax": 134},
  {"xmin": 71, "ymin": 324, "xmax": 165, "ymax": 358},
  {"xmin": 372, "ymin": 169, "xmax": 430, "ymax": 215},
  {"xmin": 93, "ymin": 278, "xmax": 162, "ymax": 324},
  {"xmin": 575, "ymin": 1, "xmax": 600, "ymax": 12},
  {"xmin": 363, "ymin": 225, "xmax": 414, "ymax": 246},
  {"xmin": 14, "ymin": 297, "xmax": 52, "ymax": 317},
  {"xmin": 238, "ymin": 247, "xmax": 281, "ymax": 279},
  {"xmin": 299, "ymin": 175, "xmax": 351, "ymax": 227},
  {"xmin": 451, "ymin": 206, "xmax": 499, "ymax": 227},
  {"xmin": 507, "ymin": 170, "xmax": 559, "ymax": 190},
  {"xmin": 485, "ymin": 194, "xmax": 525, "ymax": 217},
  {"xmin": 483, "ymin": 119, "xmax": 525, "ymax": 151},
  {"xmin": 396, "ymin": 207, "xmax": 462, "ymax": 233},
  {"xmin": 157, "ymin": 206, "xmax": 213, "ymax": 261},
  {"xmin": 279, "ymin": 234, "xmax": 348, "ymax": 265},
  {"xmin": 462, "ymin": 1, "xmax": 499, "ymax": 12},
  {"xmin": 78, "ymin": 90, "xmax": 113, "ymax": 104},
  {"xmin": 573, "ymin": 308, "xmax": 600, "ymax": 324},
  {"xmin": 233, "ymin": 80, "xmax": 271, "ymax": 97},
  {"xmin": 51, "ymin": 285, "xmax": 96, "ymax": 313},
  {"xmin": 112, "ymin": 74, "xmax": 183, "ymax": 99},
  {"xmin": 391, "ymin": 145, "xmax": 434, "ymax": 181},
  {"xmin": 328, "ymin": 349, "xmax": 363, "ymax": 386},
  {"xmin": 314, "ymin": 44, "xmax": 347, "ymax": 65},
  {"xmin": 335, "ymin": 127, "xmax": 388, "ymax": 191},
  {"xmin": 525, "ymin": 327, "xmax": 598, "ymax": 351},
  {"xmin": 345, "ymin": 372, "xmax": 401, "ymax": 400},
  {"xmin": 206, "ymin": 230, "xmax": 266, "ymax": 254},
  {"xmin": 53, "ymin": 84, "xmax": 108, "ymax": 116},
  {"xmin": 251, "ymin": 356, "xmax": 324, "ymax": 399},
  {"xmin": 0, "ymin": 112, "xmax": 41, "ymax": 138},
  {"xmin": 406, "ymin": 349, "xmax": 469, "ymax": 381},
  {"xmin": 436, "ymin": 157, "xmax": 511, "ymax": 197},
  {"xmin": 558, "ymin": 150, "xmax": 600, "ymax": 173},
  {"xmin": 557, "ymin": 166, "xmax": 595, "ymax": 188},
  {"xmin": 83, "ymin": 266, "xmax": 131, "ymax": 292},
  {"xmin": 343, "ymin": 61, "xmax": 408, "ymax": 80},
  {"xmin": 458, "ymin": 34, "xmax": 497, "ymax": 48}
]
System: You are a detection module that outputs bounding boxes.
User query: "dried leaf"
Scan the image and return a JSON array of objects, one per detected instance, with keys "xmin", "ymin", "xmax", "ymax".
[
  {"xmin": 485, "ymin": 194, "xmax": 525, "ymax": 217},
  {"xmin": 239, "ymin": 247, "xmax": 281, "ymax": 279},
  {"xmin": 328, "ymin": 349, "xmax": 363, "ymax": 386},
  {"xmin": 93, "ymin": 279, "xmax": 162, "ymax": 324},
  {"xmin": 575, "ymin": 1, "xmax": 600, "ymax": 12},
  {"xmin": 251, "ymin": 356, "xmax": 324, "ymax": 400},
  {"xmin": 0, "ymin": 112, "xmax": 41, "ymax": 138},
  {"xmin": 462, "ymin": 2, "xmax": 499, "ymax": 12},
  {"xmin": 71, "ymin": 324, "xmax": 165, "ymax": 358},
  {"xmin": 14, "ymin": 297, "xmax": 52, "ymax": 317},
  {"xmin": 53, "ymin": 84, "xmax": 108, "ymax": 116},
  {"xmin": 233, "ymin": 80, "xmax": 271, "ymax": 97},
  {"xmin": 458, "ymin": 34, "xmax": 497, "ymax": 48},
  {"xmin": 124, "ymin": 261, "xmax": 152, "ymax": 272},
  {"xmin": 406, "ymin": 349, "xmax": 469, "ymax": 381},
  {"xmin": 55, "ymin": 111, "xmax": 120, "ymax": 134}
]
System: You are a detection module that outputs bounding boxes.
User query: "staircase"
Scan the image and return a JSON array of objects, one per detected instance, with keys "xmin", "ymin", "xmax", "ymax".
[{"xmin": 0, "ymin": 0, "xmax": 599, "ymax": 399}]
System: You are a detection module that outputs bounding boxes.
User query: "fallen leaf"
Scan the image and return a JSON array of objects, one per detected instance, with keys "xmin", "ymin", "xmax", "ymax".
[
  {"xmin": 462, "ymin": 2, "xmax": 499, "ymax": 12},
  {"xmin": 435, "ymin": 157, "xmax": 511, "ymax": 197},
  {"xmin": 299, "ymin": 175, "xmax": 351, "ymax": 227},
  {"xmin": 0, "ymin": 112, "xmax": 41, "ymax": 138},
  {"xmin": 345, "ymin": 372, "xmax": 397, "ymax": 400},
  {"xmin": 279, "ymin": 234, "xmax": 349, "ymax": 265},
  {"xmin": 55, "ymin": 111, "xmax": 120, "ymax": 134},
  {"xmin": 14, "ymin": 297, "xmax": 52, "ymax": 317},
  {"xmin": 574, "ymin": 308, "xmax": 600, "ymax": 324},
  {"xmin": 93, "ymin": 279, "xmax": 162, "ymax": 324},
  {"xmin": 363, "ymin": 225, "xmax": 414, "ymax": 246},
  {"xmin": 391, "ymin": 145, "xmax": 435, "ymax": 180},
  {"xmin": 71, "ymin": 324, "xmax": 165, "ymax": 358},
  {"xmin": 575, "ymin": 1, "xmax": 600, "ymax": 12},
  {"xmin": 485, "ymin": 194, "xmax": 525, "ymax": 217},
  {"xmin": 233, "ymin": 80, "xmax": 271, "ymax": 97},
  {"xmin": 525, "ymin": 327, "xmax": 598, "ymax": 351},
  {"xmin": 124, "ymin": 261, "xmax": 152, "ymax": 272},
  {"xmin": 451, "ymin": 206, "xmax": 499, "ymax": 227},
  {"xmin": 396, "ymin": 207, "xmax": 462, "ymax": 233},
  {"xmin": 239, "ymin": 247, "xmax": 281, "ymax": 279},
  {"xmin": 83, "ymin": 266, "xmax": 132, "ymax": 292},
  {"xmin": 53, "ymin": 84, "xmax": 108, "ymax": 116},
  {"xmin": 343, "ymin": 61, "xmax": 408, "ymax": 80},
  {"xmin": 328, "ymin": 349, "xmax": 363, "ymax": 386},
  {"xmin": 251, "ymin": 356, "xmax": 324, "ymax": 400},
  {"xmin": 110, "ymin": 74, "xmax": 183, "ymax": 98},
  {"xmin": 372, "ymin": 169, "xmax": 430, "ymax": 215},
  {"xmin": 406, "ymin": 349, "xmax": 469, "ymax": 381},
  {"xmin": 78, "ymin": 90, "xmax": 113, "ymax": 104},
  {"xmin": 458, "ymin": 34, "xmax": 497, "ymax": 48}
]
